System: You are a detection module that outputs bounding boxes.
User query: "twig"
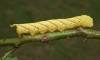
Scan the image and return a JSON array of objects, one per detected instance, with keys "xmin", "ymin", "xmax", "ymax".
[
  {"xmin": 1, "ymin": 47, "xmax": 18, "ymax": 60},
  {"xmin": 0, "ymin": 28, "xmax": 100, "ymax": 47}
]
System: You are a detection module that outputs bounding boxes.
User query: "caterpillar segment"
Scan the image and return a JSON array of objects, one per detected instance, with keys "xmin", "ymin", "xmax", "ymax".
[
  {"xmin": 57, "ymin": 19, "xmax": 76, "ymax": 29},
  {"xmin": 29, "ymin": 23, "xmax": 48, "ymax": 35},
  {"xmin": 72, "ymin": 15, "xmax": 86, "ymax": 27},
  {"xmin": 47, "ymin": 20, "xmax": 67, "ymax": 32},
  {"xmin": 31, "ymin": 22, "xmax": 49, "ymax": 42},
  {"xmin": 57, "ymin": 20, "xmax": 67, "ymax": 32},
  {"xmin": 67, "ymin": 17, "xmax": 81, "ymax": 27},
  {"xmin": 30, "ymin": 24, "xmax": 39, "ymax": 36},
  {"xmin": 56, "ymin": 19, "xmax": 75, "ymax": 39},
  {"xmin": 38, "ymin": 21, "xmax": 57, "ymax": 32}
]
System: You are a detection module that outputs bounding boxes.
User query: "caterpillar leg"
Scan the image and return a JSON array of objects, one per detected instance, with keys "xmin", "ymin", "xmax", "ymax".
[
  {"xmin": 18, "ymin": 34, "xmax": 22, "ymax": 38},
  {"xmin": 76, "ymin": 27, "xmax": 83, "ymax": 30},
  {"xmin": 30, "ymin": 33, "xmax": 35, "ymax": 37},
  {"xmin": 42, "ymin": 34, "xmax": 49, "ymax": 43}
]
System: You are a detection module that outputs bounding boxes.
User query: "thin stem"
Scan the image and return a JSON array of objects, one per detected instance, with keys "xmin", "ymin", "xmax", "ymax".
[
  {"xmin": 0, "ymin": 28, "xmax": 100, "ymax": 47},
  {"xmin": 1, "ymin": 47, "xmax": 18, "ymax": 60}
]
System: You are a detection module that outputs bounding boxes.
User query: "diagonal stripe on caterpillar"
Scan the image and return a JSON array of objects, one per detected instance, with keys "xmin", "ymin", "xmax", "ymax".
[{"xmin": 10, "ymin": 15, "xmax": 93, "ymax": 37}]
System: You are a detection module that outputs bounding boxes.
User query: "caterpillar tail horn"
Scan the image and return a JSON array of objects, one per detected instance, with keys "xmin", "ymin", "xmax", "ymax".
[{"xmin": 10, "ymin": 24, "xmax": 17, "ymax": 27}]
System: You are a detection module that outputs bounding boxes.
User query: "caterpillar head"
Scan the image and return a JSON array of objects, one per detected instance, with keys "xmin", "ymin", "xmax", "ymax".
[{"xmin": 80, "ymin": 15, "xmax": 93, "ymax": 27}]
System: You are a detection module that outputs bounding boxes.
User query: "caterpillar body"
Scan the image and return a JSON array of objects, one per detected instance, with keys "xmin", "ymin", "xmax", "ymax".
[
  {"xmin": 37, "ymin": 21, "xmax": 57, "ymax": 32},
  {"xmin": 57, "ymin": 19, "xmax": 76, "ymax": 29},
  {"xmin": 47, "ymin": 20, "xmax": 67, "ymax": 32},
  {"xmin": 67, "ymin": 17, "xmax": 81, "ymax": 27},
  {"xmin": 10, "ymin": 15, "xmax": 93, "ymax": 37}
]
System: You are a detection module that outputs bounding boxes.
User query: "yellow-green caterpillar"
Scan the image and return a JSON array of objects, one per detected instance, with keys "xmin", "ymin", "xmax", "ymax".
[{"xmin": 10, "ymin": 15, "xmax": 93, "ymax": 37}]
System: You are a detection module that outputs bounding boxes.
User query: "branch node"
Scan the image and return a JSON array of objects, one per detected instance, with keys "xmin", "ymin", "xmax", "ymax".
[{"xmin": 42, "ymin": 36, "xmax": 49, "ymax": 43}]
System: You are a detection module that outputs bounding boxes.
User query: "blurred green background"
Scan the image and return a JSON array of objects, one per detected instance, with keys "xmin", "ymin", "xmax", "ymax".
[{"xmin": 0, "ymin": 0, "xmax": 100, "ymax": 60}]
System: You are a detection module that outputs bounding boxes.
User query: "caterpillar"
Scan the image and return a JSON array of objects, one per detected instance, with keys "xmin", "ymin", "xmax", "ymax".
[{"xmin": 10, "ymin": 15, "xmax": 93, "ymax": 37}]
